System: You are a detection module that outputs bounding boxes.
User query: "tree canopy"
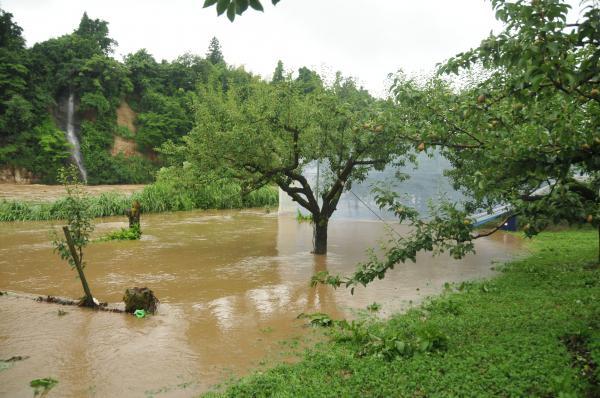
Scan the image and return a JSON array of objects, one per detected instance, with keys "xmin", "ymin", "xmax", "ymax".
[
  {"xmin": 206, "ymin": 37, "xmax": 224, "ymax": 64},
  {"xmin": 161, "ymin": 70, "xmax": 413, "ymax": 253},
  {"xmin": 315, "ymin": 0, "xmax": 600, "ymax": 289}
]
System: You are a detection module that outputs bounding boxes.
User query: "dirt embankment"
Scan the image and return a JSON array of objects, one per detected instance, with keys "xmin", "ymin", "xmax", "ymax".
[
  {"xmin": 0, "ymin": 166, "xmax": 36, "ymax": 184},
  {"xmin": 111, "ymin": 101, "xmax": 140, "ymax": 157},
  {"xmin": 0, "ymin": 184, "xmax": 145, "ymax": 202}
]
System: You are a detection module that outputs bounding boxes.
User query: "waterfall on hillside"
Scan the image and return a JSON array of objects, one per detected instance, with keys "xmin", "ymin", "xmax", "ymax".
[{"xmin": 65, "ymin": 92, "xmax": 87, "ymax": 182}]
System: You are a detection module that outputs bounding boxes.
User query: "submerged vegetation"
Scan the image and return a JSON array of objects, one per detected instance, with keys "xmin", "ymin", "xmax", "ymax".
[
  {"xmin": 99, "ymin": 224, "xmax": 142, "ymax": 241},
  {"xmin": 50, "ymin": 167, "xmax": 96, "ymax": 307},
  {"xmin": 0, "ymin": 168, "xmax": 277, "ymax": 222},
  {"xmin": 0, "ymin": 184, "xmax": 277, "ymax": 221},
  {"xmin": 207, "ymin": 229, "xmax": 600, "ymax": 397},
  {"xmin": 296, "ymin": 210, "xmax": 313, "ymax": 223},
  {"xmin": 30, "ymin": 377, "xmax": 58, "ymax": 397}
]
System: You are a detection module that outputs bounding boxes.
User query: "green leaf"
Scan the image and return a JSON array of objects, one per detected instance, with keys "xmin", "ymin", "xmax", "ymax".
[
  {"xmin": 216, "ymin": 0, "xmax": 230, "ymax": 15},
  {"xmin": 30, "ymin": 378, "xmax": 58, "ymax": 389},
  {"xmin": 394, "ymin": 340, "xmax": 406, "ymax": 354},
  {"xmin": 531, "ymin": 74, "xmax": 545, "ymax": 90},
  {"xmin": 249, "ymin": 0, "xmax": 264, "ymax": 11},
  {"xmin": 227, "ymin": 2, "xmax": 237, "ymax": 21},
  {"xmin": 235, "ymin": 0, "xmax": 249, "ymax": 14},
  {"xmin": 203, "ymin": 0, "xmax": 218, "ymax": 7}
]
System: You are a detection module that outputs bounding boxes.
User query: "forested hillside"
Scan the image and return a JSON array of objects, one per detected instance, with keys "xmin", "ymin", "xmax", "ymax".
[{"xmin": 0, "ymin": 9, "xmax": 302, "ymax": 184}]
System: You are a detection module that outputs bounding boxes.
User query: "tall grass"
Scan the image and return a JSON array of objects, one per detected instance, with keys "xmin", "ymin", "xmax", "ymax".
[{"xmin": 0, "ymin": 182, "xmax": 278, "ymax": 222}]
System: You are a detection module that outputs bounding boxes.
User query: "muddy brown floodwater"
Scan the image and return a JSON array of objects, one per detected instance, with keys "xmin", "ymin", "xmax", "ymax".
[
  {"xmin": 0, "ymin": 209, "xmax": 522, "ymax": 397},
  {"xmin": 0, "ymin": 183, "xmax": 145, "ymax": 202}
]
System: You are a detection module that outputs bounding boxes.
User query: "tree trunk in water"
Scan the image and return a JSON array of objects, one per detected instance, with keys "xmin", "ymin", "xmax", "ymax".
[
  {"xmin": 126, "ymin": 200, "xmax": 141, "ymax": 229},
  {"xmin": 62, "ymin": 226, "xmax": 95, "ymax": 307},
  {"xmin": 313, "ymin": 217, "xmax": 328, "ymax": 255}
]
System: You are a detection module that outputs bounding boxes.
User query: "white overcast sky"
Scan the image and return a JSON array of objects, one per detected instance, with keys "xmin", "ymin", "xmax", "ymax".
[{"xmin": 0, "ymin": 0, "xmax": 583, "ymax": 96}]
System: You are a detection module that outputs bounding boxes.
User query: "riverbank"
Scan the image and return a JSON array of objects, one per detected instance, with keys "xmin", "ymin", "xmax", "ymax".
[
  {"xmin": 207, "ymin": 229, "xmax": 600, "ymax": 397},
  {"xmin": 0, "ymin": 182, "xmax": 278, "ymax": 221},
  {"xmin": 0, "ymin": 183, "xmax": 145, "ymax": 202}
]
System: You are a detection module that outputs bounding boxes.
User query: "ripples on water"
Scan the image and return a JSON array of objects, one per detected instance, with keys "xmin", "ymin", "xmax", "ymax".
[{"xmin": 0, "ymin": 209, "xmax": 521, "ymax": 397}]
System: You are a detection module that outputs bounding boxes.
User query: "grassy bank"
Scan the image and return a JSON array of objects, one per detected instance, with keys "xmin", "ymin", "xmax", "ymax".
[
  {"xmin": 207, "ymin": 229, "xmax": 600, "ymax": 397},
  {"xmin": 0, "ymin": 182, "xmax": 278, "ymax": 221}
]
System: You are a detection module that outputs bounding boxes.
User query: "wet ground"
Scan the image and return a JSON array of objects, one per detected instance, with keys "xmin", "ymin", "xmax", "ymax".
[
  {"xmin": 0, "ymin": 183, "xmax": 145, "ymax": 202},
  {"xmin": 0, "ymin": 209, "xmax": 521, "ymax": 397}
]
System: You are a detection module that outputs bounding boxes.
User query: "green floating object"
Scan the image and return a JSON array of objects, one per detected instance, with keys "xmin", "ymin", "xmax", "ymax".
[{"xmin": 134, "ymin": 309, "xmax": 146, "ymax": 318}]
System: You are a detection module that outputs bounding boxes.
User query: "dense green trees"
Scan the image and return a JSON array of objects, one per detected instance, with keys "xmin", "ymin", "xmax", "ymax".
[
  {"xmin": 135, "ymin": 91, "xmax": 193, "ymax": 152},
  {"xmin": 75, "ymin": 12, "xmax": 117, "ymax": 55},
  {"xmin": 0, "ymin": 9, "xmax": 135, "ymax": 183},
  {"xmin": 0, "ymin": 9, "xmax": 70, "ymax": 181},
  {"xmin": 162, "ymin": 71, "xmax": 412, "ymax": 254},
  {"xmin": 0, "ymin": 8, "xmax": 259, "ymax": 185}
]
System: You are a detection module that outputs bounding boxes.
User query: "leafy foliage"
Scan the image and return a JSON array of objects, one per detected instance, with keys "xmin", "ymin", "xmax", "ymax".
[
  {"xmin": 316, "ymin": 0, "xmax": 600, "ymax": 287},
  {"xmin": 51, "ymin": 166, "xmax": 94, "ymax": 271},
  {"xmin": 135, "ymin": 91, "xmax": 193, "ymax": 152},
  {"xmin": 331, "ymin": 318, "xmax": 449, "ymax": 361},
  {"xmin": 203, "ymin": 0, "xmax": 282, "ymax": 21},
  {"xmin": 295, "ymin": 210, "xmax": 313, "ymax": 223},
  {"xmin": 400, "ymin": 0, "xmax": 600, "ymax": 235},
  {"xmin": 162, "ymin": 71, "xmax": 412, "ymax": 253},
  {"xmin": 100, "ymin": 224, "xmax": 141, "ymax": 241},
  {"xmin": 206, "ymin": 37, "xmax": 224, "ymax": 65},
  {"xmin": 0, "ymin": 9, "xmax": 248, "ymax": 184},
  {"xmin": 30, "ymin": 377, "xmax": 58, "ymax": 397},
  {"xmin": 0, "ymin": 9, "xmax": 68, "ymax": 181},
  {"xmin": 50, "ymin": 166, "xmax": 96, "ymax": 306},
  {"xmin": 297, "ymin": 312, "xmax": 336, "ymax": 328},
  {"xmin": 0, "ymin": 167, "xmax": 277, "ymax": 222},
  {"xmin": 75, "ymin": 12, "xmax": 116, "ymax": 54},
  {"xmin": 271, "ymin": 60, "xmax": 285, "ymax": 84}
]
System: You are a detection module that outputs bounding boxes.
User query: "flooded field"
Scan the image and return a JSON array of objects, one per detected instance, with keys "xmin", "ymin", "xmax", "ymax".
[
  {"xmin": 0, "ymin": 209, "xmax": 521, "ymax": 397},
  {"xmin": 0, "ymin": 183, "xmax": 145, "ymax": 202}
]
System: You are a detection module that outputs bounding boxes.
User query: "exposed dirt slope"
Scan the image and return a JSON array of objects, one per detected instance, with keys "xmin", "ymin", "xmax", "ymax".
[{"xmin": 111, "ymin": 101, "xmax": 140, "ymax": 157}]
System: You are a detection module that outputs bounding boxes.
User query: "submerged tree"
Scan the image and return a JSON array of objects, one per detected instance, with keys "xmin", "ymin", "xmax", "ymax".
[
  {"xmin": 162, "ymin": 72, "xmax": 412, "ymax": 254},
  {"xmin": 315, "ymin": 0, "xmax": 600, "ymax": 289},
  {"xmin": 51, "ymin": 166, "xmax": 96, "ymax": 307}
]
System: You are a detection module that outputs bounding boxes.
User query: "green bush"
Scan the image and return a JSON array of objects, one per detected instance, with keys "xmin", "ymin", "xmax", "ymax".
[{"xmin": 99, "ymin": 224, "xmax": 141, "ymax": 241}]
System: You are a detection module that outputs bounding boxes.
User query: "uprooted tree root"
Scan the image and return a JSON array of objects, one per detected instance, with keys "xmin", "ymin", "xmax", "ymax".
[{"xmin": 35, "ymin": 295, "xmax": 125, "ymax": 313}]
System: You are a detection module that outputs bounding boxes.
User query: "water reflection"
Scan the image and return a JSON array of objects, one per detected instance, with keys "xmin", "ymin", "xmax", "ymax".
[{"xmin": 0, "ymin": 209, "xmax": 521, "ymax": 397}]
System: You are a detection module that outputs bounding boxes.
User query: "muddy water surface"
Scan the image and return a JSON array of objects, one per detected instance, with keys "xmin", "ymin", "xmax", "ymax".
[
  {"xmin": 0, "ymin": 210, "xmax": 521, "ymax": 397},
  {"xmin": 0, "ymin": 183, "xmax": 144, "ymax": 202}
]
